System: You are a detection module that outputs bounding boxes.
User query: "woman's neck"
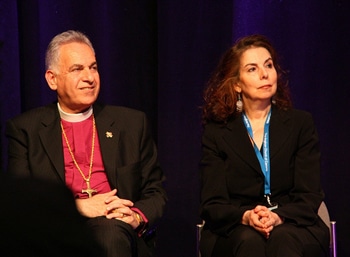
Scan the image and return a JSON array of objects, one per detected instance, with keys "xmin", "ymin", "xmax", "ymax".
[
  {"xmin": 244, "ymin": 102, "xmax": 271, "ymax": 121},
  {"xmin": 244, "ymin": 102, "xmax": 271, "ymax": 148}
]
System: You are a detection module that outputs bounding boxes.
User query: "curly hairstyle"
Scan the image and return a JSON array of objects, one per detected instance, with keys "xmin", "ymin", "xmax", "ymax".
[{"xmin": 202, "ymin": 34, "xmax": 292, "ymax": 124}]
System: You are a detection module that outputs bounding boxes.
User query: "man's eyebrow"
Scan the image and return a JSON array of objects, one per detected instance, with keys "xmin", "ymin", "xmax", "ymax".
[
  {"xmin": 89, "ymin": 61, "xmax": 98, "ymax": 67},
  {"xmin": 68, "ymin": 64, "xmax": 83, "ymax": 71},
  {"xmin": 68, "ymin": 62, "xmax": 97, "ymax": 71}
]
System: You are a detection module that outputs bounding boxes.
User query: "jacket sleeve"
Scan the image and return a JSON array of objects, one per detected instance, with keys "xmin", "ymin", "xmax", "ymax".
[
  {"xmin": 199, "ymin": 124, "xmax": 249, "ymax": 236},
  {"xmin": 122, "ymin": 112, "xmax": 167, "ymax": 233},
  {"xmin": 5, "ymin": 118, "xmax": 32, "ymax": 178},
  {"xmin": 113, "ymin": 109, "xmax": 167, "ymax": 229},
  {"xmin": 273, "ymin": 112, "xmax": 324, "ymax": 225}
]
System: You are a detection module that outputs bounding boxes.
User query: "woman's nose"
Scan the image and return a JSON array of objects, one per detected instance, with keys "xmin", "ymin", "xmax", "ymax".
[{"xmin": 260, "ymin": 67, "xmax": 268, "ymax": 79}]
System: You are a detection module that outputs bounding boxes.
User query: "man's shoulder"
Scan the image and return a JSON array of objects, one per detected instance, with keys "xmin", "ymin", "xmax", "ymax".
[
  {"xmin": 7, "ymin": 103, "xmax": 57, "ymax": 123},
  {"xmin": 96, "ymin": 104, "xmax": 146, "ymax": 119}
]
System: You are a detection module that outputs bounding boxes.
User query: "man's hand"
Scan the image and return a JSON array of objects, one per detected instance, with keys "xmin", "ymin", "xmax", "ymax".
[
  {"xmin": 75, "ymin": 189, "xmax": 141, "ymax": 229},
  {"xmin": 104, "ymin": 190, "xmax": 141, "ymax": 229},
  {"xmin": 75, "ymin": 189, "xmax": 120, "ymax": 218}
]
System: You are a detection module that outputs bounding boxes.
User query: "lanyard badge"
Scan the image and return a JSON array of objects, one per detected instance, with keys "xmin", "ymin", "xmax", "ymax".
[{"xmin": 242, "ymin": 109, "xmax": 278, "ymax": 210}]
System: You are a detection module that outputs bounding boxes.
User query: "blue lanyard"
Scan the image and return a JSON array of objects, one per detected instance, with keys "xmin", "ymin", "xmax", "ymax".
[{"xmin": 242, "ymin": 109, "xmax": 272, "ymax": 195}]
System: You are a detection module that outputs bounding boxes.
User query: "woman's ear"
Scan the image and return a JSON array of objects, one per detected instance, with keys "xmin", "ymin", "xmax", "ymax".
[
  {"xmin": 233, "ymin": 83, "xmax": 241, "ymax": 93},
  {"xmin": 45, "ymin": 70, "xmax": 58, "ymax": 90}
]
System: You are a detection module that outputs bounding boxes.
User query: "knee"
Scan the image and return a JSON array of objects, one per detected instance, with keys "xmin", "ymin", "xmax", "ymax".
[
  {"xmin": 266, "ymin": 225, "xmax": 303, "ymax": 257},
  {"xmin": 88, "ymin": 218, "xmax": 137, "ymax": 249},
  {"xmin": 211, "ymin": 226, "xmax": 266, "ymax": 257},
  {"xmin": 234, "ymin": 227, "xmax": 266, "ymax": 257},
  {"xmin": 268, "ymin": 224, "xmax": 300, "ymax": 245},
  {"xmin": 106, "ymin": 219, "xmax": 136, "ymax": 244},
  {"xmin": 239, "ymin": 227, "xmax": 266, "ymax": 246}
]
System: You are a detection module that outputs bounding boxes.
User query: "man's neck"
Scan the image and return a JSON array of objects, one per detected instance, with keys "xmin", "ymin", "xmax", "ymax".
[{"xmin": 58, "ymin": 102, "xmax": 93, "ymax": 122}]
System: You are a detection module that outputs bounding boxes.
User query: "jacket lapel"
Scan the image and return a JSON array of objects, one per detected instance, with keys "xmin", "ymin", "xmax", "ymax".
[
  {"xmin": 223, "ymin": 114, "xmax": 262, "ymax": 174},
  {"xmin": 38, "ymin": 105, "xmax": 65, "ymax": 182},
  {"xmin": 221, "ymin": 108, "xmax": 292, "ymax": 175},
  {"xmin": 269, "ymin": 108, "xmax": 292, "ymax": 159},
  {"xmin": 93, "ymin": 104, "xmax": 120, "ymax": 189}
]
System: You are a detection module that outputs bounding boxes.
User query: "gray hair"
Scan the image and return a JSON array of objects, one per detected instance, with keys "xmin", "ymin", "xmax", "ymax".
[{"xmin": 45, "ymin": 30, "xmax": 95, "ymax": 71}]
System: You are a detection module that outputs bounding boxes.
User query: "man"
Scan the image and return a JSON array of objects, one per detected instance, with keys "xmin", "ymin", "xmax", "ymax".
[{"xmin": 6, "ymin": 30, "xmax": 167, "ymax": 257}]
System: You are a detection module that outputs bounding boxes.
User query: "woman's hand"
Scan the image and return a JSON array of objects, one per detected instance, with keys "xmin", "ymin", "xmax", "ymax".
[{"xmin": 242, "ymin": 205, "xmax": 284, "ymax": 238}]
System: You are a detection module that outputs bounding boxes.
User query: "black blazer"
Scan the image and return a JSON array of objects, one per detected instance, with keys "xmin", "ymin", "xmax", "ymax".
[
  {"xmin": 6, "ymin": 103, "xmax": 167, "ymax": 233},
  {"xmin": 199, "ymin": 107, "xmax": 329, "ymax": 256}
]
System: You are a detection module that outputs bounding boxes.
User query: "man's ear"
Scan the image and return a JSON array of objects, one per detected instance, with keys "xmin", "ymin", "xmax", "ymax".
[{"xmin": 45, "ymin": 70, "xmax": 57, "ymax": 90}]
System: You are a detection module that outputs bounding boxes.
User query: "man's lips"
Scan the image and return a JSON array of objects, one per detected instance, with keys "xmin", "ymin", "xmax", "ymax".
[{"xmin": 79, "ymin": 86, "xmax": 95, "ymax": 90}]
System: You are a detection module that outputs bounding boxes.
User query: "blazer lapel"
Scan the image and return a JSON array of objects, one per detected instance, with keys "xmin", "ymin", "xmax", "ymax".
[
  {"xmin": 222, "ymin": 108, "xmax": 293, "ymax": 171},
  {"xmin": 93, "ymin": 104, "xmax": 120, "ymax": 189},
  {"xmin": 269, "ymin": 108, "xmax": 292, "ymax": 159},
  {"xmin": 39, "ymin": 105, "xmax": 65, "ymax": 182},
  {"xmin": 223, "ymin": 115, "xmax": 262, "ymax": 174}
]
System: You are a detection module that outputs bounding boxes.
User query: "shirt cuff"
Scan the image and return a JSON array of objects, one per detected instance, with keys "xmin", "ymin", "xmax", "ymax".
[{"xmin": 131, "ymin": 207, "xmax": 148, "ymax": 237}]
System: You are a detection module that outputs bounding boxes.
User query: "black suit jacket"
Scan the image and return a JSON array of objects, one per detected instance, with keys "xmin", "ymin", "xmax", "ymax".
[
  {"xmin": 199, "ymin": 107, "xmax": 329, "ymax": 256},
  {"xmin": 6, "ymin": 103, "xmax": 167, "ymax": 233}
]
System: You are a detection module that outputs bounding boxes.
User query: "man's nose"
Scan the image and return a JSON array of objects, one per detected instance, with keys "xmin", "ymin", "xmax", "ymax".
[{"xmin": 82, "ymin": 68, "xmax": 94, "ymax": 83}]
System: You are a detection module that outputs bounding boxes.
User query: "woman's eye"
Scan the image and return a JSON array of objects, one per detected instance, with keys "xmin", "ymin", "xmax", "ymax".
[
  {"xmin": 248, "ymin": 67, "xmax": 256, "ymax": 72},
  {"xmin": 266, "ymin": 63, "xmax": 274, "ymax": 69}
]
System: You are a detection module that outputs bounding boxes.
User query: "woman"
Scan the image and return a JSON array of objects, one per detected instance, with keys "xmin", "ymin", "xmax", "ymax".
[{"xmin": 199, "ymin": 34, "xmax": 329, "ymax": 257}]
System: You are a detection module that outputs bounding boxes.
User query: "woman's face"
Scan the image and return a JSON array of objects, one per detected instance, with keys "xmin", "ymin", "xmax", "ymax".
[{"xmin": 234, "ymin": 47, "xmax": 277, "ymax": 105}]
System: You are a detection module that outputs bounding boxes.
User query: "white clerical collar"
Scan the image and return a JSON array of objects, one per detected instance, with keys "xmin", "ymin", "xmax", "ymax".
[{"xmin": 57, "ymin": 102, "xmax": 93, "ymax": 122}]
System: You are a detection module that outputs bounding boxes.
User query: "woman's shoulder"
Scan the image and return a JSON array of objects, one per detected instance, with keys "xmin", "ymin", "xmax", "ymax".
[
  {"xmin": 275, "ymin": 107, "xmax": 313, "ymax": 119},
  {"xmin": 273, "ymin": 107, "xmax": 316, "ymax": 131}
]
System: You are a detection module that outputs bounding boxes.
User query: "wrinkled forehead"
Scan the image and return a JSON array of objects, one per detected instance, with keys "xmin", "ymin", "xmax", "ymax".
[{"xmin": 56, "ymin": 42, "xmax": 96, "ymax": 68}]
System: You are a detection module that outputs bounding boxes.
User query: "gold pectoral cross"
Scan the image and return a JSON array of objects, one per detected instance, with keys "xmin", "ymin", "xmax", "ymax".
[{"xmin": 82, "ymin": 180, "xmax": 97, "ymax": 198}]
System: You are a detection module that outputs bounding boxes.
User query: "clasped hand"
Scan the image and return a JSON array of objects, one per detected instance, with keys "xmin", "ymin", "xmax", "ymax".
[
  {"xmin": 75, "ymin": 189, "xmax": 140, "ymax": 229},
  {"xmin": 242, "ymin": 205, "xmax": 283, "ymax": 238}
]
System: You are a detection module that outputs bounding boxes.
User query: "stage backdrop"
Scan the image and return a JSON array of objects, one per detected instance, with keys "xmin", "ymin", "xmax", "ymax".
[{"xmin": 1, "ymin": 1, "xmax": 349, "ymax": 256}]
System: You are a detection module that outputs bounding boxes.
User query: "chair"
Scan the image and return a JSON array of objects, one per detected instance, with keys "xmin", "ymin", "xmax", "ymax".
[
  {"xmin": 196, "ymin": 201, "xmax": 337, "ymax": 257},
  {"xmin": 318, "ymin": 201, "xmax": 337, "ymax": 257}
]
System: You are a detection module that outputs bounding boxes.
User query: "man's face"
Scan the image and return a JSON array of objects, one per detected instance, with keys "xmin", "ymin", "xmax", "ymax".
[{"xmin": 49, "ymin": 42, "xmax": 100, "ymax": 113}]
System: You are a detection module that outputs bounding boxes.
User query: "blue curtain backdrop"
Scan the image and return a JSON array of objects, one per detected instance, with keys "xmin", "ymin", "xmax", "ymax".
[{"xmin": 1, "ymin": 1, "xmax": 349, "ymax": 256}]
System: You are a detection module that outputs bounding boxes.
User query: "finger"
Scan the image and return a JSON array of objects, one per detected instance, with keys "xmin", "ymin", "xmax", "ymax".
[
  {"xmin": 104, "ymin": 189, "xmax": 119, "ymax": 203},
  {"xmin": 254, "ymin": 205, "xmax": 269, "ymax": 212},
  {"xmin": 106, "ymin": 209, "xmax": 129, "ymax": 219},
  {"xmin": 105, "ymin": 189, "xmax": 117, "ymax": 197},
  {"xmin": 256, "ymin": 210, "xmax": 269, "ymax": 219},
  {"xmin": 107, "ymin": 199, "xmax": 134, "ymax": 211},
  {"xmin": 251, "ymin": 218, "xmax": 265, "ymax": 229},
  {"xmin": 120, "ymin": 199, "xmax": 134, "ymax": 207}
]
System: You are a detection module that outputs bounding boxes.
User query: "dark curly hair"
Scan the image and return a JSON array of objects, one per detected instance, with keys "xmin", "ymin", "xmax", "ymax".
[{"xmin": 202, "ymin": 34, "xmax": 292, "ymax": 124}]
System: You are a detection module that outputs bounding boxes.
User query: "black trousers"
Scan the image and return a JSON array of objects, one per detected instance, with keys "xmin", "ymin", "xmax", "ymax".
[
  {"xmin": 86, "ymin": 217, "xmax": 153, "ymax": 257},
  {"xmin": 211, "ymin": 224, "xmax": 326, "ymax": 257}
]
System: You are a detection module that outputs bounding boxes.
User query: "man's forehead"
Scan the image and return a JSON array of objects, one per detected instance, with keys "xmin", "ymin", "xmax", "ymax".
[{"xmin": 59, "ymin": 43, "xmax": 96, "ymax": 63}]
